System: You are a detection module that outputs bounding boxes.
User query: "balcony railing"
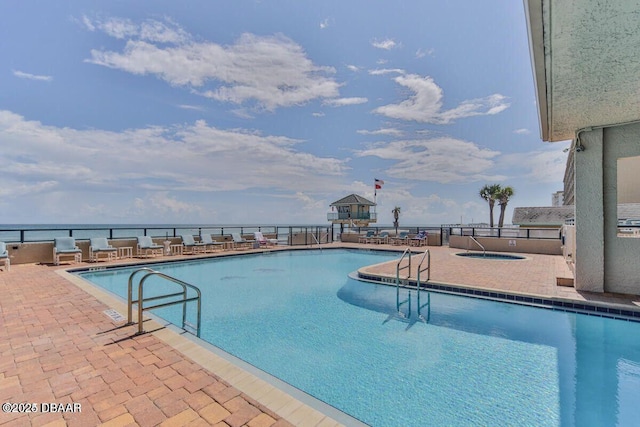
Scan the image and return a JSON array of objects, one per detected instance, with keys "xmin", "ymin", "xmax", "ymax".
[{"xmin": 327, "ymin": 212, "xmax": 377, "ymax": 221}]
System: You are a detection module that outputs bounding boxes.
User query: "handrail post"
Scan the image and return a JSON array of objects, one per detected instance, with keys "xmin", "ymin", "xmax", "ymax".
[
  {"xmin": 182, "ymin": 287, "xmax": 187, "ymax": 330},
  {"xmin": 138, "ymin": 278, "xmax": 145, "ymax": 335},
  {"xmin": 416, "ymin": 249, "xmax": 430, "ymax": 319},
  {"xmin": 127, "ymin": 267, "xmax": 156, "ymax": 324},
  {"xmin": 131, "ymin": 269, "xmax": 202, "ymax": 336},
  {"xmin": 196, "ymin": 291, "xmax": 202, "ymax": 337}
]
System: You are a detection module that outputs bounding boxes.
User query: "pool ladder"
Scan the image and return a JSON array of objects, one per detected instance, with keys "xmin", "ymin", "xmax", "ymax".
[
  {"xmin": 467, "ymin": 236, "xmax": 486, "ymax": 256},
  {"xmin": 127, "ymin": 267, "xmax": 202, "ymax": 337},
  {"xmin": 311, "ymin": 232, "xmax": 322, "ymax": 251},
  {"xmin": 395, "ymin": 247, "xmax": 431, "ymax": 320}
]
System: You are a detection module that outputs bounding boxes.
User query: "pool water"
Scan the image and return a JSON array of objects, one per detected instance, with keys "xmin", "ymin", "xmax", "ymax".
[{"xmin": 79, "ymin": 249, "xmax": 640, "ymax": 426}]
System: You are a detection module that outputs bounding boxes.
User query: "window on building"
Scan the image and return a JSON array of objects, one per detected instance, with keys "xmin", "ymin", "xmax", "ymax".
[{"xmin": 617, "ymin": 156, "xmax": 640, "ymax": 238}]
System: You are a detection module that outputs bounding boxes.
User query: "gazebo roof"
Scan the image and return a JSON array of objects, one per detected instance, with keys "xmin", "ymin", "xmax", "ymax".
[{"xmin": 330, "ymin": 194, "xmax": 375, "ymax": 206}]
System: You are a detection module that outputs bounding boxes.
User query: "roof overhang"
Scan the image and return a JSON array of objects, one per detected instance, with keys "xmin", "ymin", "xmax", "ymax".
[{"xmin": 525, "ymin": 0, "xmax": 640, "ymax": 142}]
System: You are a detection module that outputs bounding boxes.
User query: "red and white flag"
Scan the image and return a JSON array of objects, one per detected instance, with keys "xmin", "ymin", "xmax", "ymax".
[{"xmin": 375, "ymin": 179, "xmax": 384, "ymax": 190}]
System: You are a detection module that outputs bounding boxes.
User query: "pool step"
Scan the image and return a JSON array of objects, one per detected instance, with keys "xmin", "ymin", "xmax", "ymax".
[
  {"xmin": 555, "ymin": 257, "xmax": 574, "ymax": 287},
  {"xmin": 556, "ymin": 277, "xmax": 574, "ymax": 287}
]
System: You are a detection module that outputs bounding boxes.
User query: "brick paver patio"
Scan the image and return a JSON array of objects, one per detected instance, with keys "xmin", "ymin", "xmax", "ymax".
[
  {"xmin": 2, "ymin": 243, "xmax": 639, "ymax": 426},
  {"xmin": 0, "ymin": 263, "xmax": 293, "ymax": 427}
]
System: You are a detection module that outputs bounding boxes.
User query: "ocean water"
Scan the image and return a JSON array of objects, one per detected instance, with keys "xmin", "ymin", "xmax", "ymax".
[{"xmin": 0, "ymin": 224, "xmax": 325, "ymax": 243}]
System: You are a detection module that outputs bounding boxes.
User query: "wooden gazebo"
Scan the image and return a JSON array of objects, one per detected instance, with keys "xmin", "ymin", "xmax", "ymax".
[{"xmin": 327, "ymin": 194, "xmax": 377, "ymax": 230}]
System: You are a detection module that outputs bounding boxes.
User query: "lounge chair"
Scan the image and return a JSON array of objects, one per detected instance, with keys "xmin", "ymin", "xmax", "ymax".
[
  {"xmin": 199, "ymin": 234, "xmax": 225, "ymax": 252},
  {"xmin": 254, "ymin": 231, "xmax": 278, "ymax": 246},
  {"xmin": 136, "ymin": 236, "xmax": 164, "ymax": 258},
  {"xmin": 391, "ymin": 231, "xmax": 410, "ymax": 246},
  {"xmin": 180, "ymin": 234, "xmax": 207, "ymax": 254},
  {"xmin": 231, "ymin": 232, "xmax": 254, "ymax": 250},
  {"xmin": 53, "ymin": 237, "xmax": 82, "ymax": 265},
  {"xmin": 410, "ymin": 231, "xmax": 428, "ymax": 247},
  {"xmin": 372, "ymin": 231, "xmax": 390, "ymax": 244},
  {"xmin": 0, "ymin": 242, "xmax": 9, "ymax": 271},
  {"xmin": 358, "ymin": 230, "xmax": 376, "ymax": 243},
  {"xmin": 89, "ymin": 237, "xmax": 117, "ymax": 262}
]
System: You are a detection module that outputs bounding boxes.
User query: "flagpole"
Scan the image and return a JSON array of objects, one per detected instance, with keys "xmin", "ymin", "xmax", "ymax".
[{"xmin": 374, "ymin": 180, "xmax": 377, "ymax": 213}]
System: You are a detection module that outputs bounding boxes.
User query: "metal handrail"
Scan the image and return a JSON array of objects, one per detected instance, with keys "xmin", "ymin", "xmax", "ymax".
[
  {"xmin": 396, "ymin": 247, "xmax": 412, "ymax": 316},
  {"xmin": 127, "ymin": 268, "xmax": 202, "ymax": 337},
  {"xmin": 468, "ymin": 236, "xmax": 486, "ymax": 256},
  {"xmin": 416, "ymin": 248, "xmax": 430, "ymax": 285},
  {"xmin": 127, "ymin": 267, "xmax": 156, "ymax": 323},
  {"xmin": 396, "ymin": 246, "xmax": 412, "ymax": 280},
  {"xmin": 416, "ymin": 249, "xmax": 431, "ymax": 320},
  {"xmin": 310, "ymin": 232, "xmax": 322, "ymax": 250}
]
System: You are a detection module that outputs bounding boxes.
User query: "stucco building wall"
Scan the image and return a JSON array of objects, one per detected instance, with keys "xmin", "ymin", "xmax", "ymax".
[{"xmin": 575, "ymin": 125, "xmax": 640, "ymax": 294}]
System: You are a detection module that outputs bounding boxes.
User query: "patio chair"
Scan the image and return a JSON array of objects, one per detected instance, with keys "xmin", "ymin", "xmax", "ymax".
[
  {"xmin": 0, "ymin": 242, "xmax": 9, "ymax": 271},
  {"xmin": 180, "ymin": 234, "xmax": 207, "ymax": 254},
  {"xmin": 372, "ymin": 231, "xmax": 390, "ymax": 244},
  {"xmin": 391, "ymin": 231, "xmax": 410, "ymax": 246},
  {"xmin": 254, "ymin": 231, "xmax": 278, "ymax": 246},
  {"xmin": 200, "ymin": 234, "xmax": 225, "ymax": 252},
  {"xmin": 53, "ymin": 237, "xmax": 82, "ymax": 265},
  {"xmin": 136, "ymin": 236, "xmax": 164, "ymax": 258},
  {"xmin": 410, "ymin": 231, "xmax": 428, "ymax": 247},
  {"xmin": 358, "ymin": 230, "xmax": 376, "ymax": 243},
  {"xmin": 89, "ymin": 237, "xmax": 117, "ymax": 262},
  {"xmin": 231, "ymin": 232, "xmax": 254, "ymax": 250}
]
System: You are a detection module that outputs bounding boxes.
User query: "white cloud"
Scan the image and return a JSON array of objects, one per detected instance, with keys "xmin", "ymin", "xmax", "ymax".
[
  {"xmin": 293, "ymin": 192, "xmax": 326, "ymax": 211},
  {"xmin": 13, "ymin": 70, "xmax": 53, "ymax": 82},
  {"xmin": 499, "ymin": 149, "xmax": 568, "ymax": 183},
  {"xmin": 0, "ymin": 110, "xmax": 349, "ymax": 200},
  {"xmin": 356, "ymin": 128, "xmax": 404, "ymax": 137},
  {"xmin": 323, "ymin": 97, "xmax": 368, "ymax": 107},
  {"xmin": 177, "ymin": 104, "xmax": 205, "ymax": 111},
  {"xmin": 320, "ymin": 18, "xmax": 330, "ymax": 29},
  {"xmin": 373, "ymin": 74, "xmax": 510, "ymax": 124},
  {"xmin": 346, "ymin": 64, "xmax": 360, "ymax": 72},
  {"xmin": 368, "ymin": 68, "xmax": 405, "ymax": 76},
  {"xmin": 514, "ymin": 128, "xmax": 530, "ymax": 134},
  {"xmin": 363, "ymin": 186, "xmax": 487, "ymax": 225},
  {"xmin": 230, "ymin": 108, "xmax": 254, "ymax": 119},
  {"xmin": 415, "ymin": 48, "xmax": 435, "ymax": 58},
  {"xmin": 148, "ymin": 191, "xmax": 201, "ymax": 215},
  {"xmin": 81, "ymin": 15, "xmax": 96, "ymax": 31},
  {"xmin": 354, "ymin": 137, "xmax": 504, "ymax": 184},
  {"xmin": 94, "ymin": 16, "xmax": 138, "ymax": 39},
  {"xmin": 372, "ymin": 38, "xmax": 399, "ymax": 50},
  {"xmin": 82, "ymin": 15, "xmax": 189, "ymax": 44},
  {"xmin": 312, "ymin": 112, "xmax": 325, "ymax": 117},
  {"xmin": 84, "ymin": 18, "xmax": 341, "ymax": 111}
]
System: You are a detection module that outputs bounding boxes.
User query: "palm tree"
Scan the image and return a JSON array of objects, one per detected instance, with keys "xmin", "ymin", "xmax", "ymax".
[
  {"xmin": 392, "ymin": 206, "xmax": 401, "ymax": 235},
  {"xmin": 479, "ymin": 184, "xmax": 501, "ymax": 227},
  {"xmin": 497, "ymin": 186, "xmax": 515, "ymax": 228}
]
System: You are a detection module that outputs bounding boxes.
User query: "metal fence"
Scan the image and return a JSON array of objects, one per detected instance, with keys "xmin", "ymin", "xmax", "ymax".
[
  {"xmin": 0, "ymin": 225, "xmax": 335, "ymax": 246},
  {"xmin": 448, "ymin": 226, "xmax": 562, "ymax": 240},
  {"xmin": 345, "ymin": 225, "xmax": 563, "ymax": 245},
  {"xmin": 0, "ymin": 224, "xmax": 564, "ymax": 245}
]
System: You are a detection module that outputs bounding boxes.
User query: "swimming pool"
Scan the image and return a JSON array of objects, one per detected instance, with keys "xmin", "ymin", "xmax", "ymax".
[{"xmin": 79, "ymin": 249, "xmax": 640, "ymax": 426}]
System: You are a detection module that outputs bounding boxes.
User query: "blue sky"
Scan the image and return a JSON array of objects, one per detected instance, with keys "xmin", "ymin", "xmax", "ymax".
[{"xmin": 0, "ymin": 0, "xmax": 569, "ymax": 225}]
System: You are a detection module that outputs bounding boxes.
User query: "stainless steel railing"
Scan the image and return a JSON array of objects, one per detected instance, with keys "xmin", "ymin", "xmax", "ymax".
[{"xmin": 127, "ymin": 268, "xmax": 202, "ymax": 337}]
